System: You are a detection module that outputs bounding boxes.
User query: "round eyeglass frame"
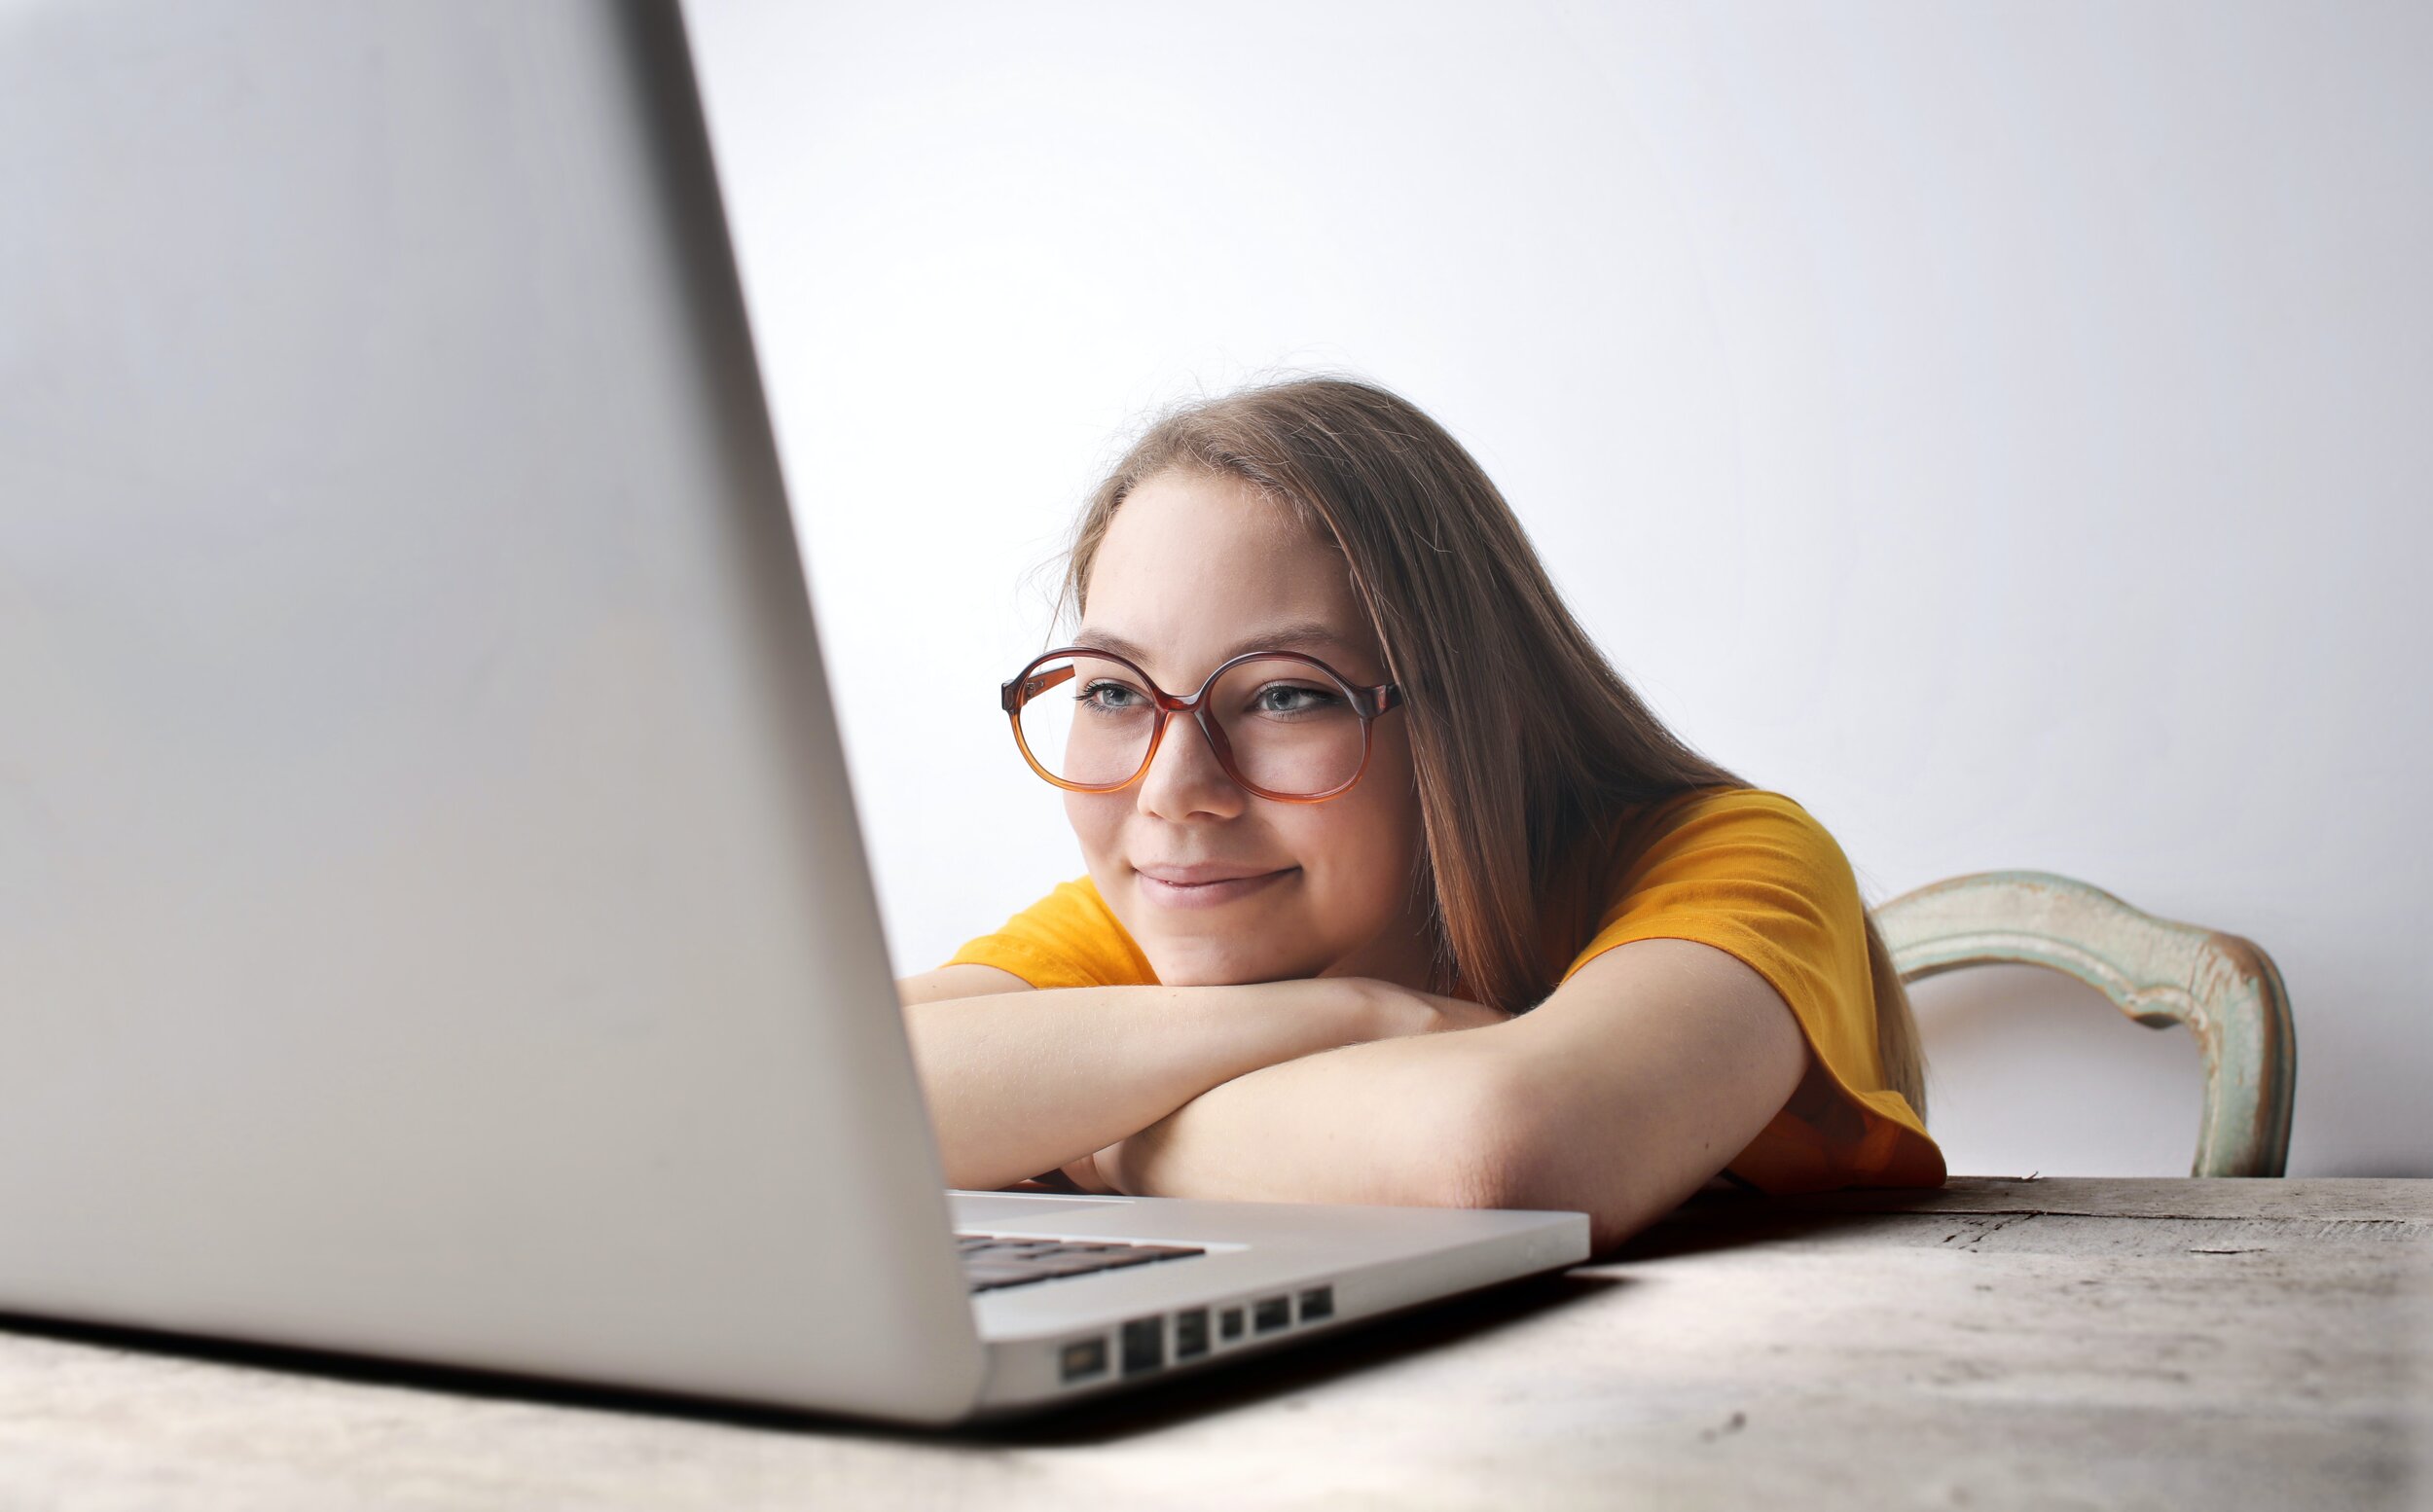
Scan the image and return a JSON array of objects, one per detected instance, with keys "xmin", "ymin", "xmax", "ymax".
[{"xmin": 999, "ymin": 646, "xmax": 1403, "ymax": 804}]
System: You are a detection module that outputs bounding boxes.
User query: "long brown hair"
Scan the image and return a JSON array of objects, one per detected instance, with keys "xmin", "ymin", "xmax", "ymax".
[{"xmin": 1058, "ymin": 375, "xmax": 1927, "ymax": 1120}]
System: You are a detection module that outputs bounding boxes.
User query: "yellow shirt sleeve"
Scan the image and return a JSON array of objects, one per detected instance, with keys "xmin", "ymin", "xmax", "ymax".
[
  {"xmin": 1558, "ymin": 786, "xmax": 1945, "ymax": 1194},
  {"xmin": 943, "ymin": 876, "xmax": 1158, "ymax": 990}
]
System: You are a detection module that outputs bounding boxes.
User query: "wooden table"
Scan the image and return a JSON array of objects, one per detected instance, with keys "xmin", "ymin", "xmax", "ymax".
[{"xmin": 4, "ymin": 1177, "xmax": 2425, "ymax": 1510}]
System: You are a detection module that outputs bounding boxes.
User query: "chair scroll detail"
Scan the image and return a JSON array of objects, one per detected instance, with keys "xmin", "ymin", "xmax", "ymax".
[{"xmin": 1871, "ymin": 871, "xmax": 2296, "ymax": 1178}]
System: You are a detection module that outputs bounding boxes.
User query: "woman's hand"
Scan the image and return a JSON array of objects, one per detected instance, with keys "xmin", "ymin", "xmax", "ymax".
[
  {"xmin": 1058, "ymin": 1147, "xmax": 1122, "ymax": 1194},
  {"xmin": 1342, "ymin": 976, "xmax": 1517, "ymax": 1041}
]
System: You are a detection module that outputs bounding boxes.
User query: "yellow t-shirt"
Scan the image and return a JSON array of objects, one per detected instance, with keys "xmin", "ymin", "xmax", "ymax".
[{"xmin": 945, "ymin": 785, "xmax": 1944, "ymax": 1195}]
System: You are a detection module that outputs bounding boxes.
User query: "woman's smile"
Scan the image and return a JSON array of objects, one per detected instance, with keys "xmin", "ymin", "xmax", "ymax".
[{"xmin": 1133, "ymin": 862, "xmax": 1299, "ymax": 909}]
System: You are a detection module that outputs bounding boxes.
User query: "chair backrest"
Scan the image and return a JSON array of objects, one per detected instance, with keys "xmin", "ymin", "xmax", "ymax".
[{"xmin": 1871, "ymin": 871, "xmax": 2296, "ymax": 1177}]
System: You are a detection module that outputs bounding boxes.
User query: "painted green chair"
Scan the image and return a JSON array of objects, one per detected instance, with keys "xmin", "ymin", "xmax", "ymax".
[{"xmin": 1872, "ymin": 871, "xmax": 2297, "ymax": 1177}]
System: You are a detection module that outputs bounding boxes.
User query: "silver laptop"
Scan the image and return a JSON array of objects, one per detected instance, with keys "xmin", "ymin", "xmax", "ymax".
[{"xmin": 0, "ymin": 0, "xmax": 1589, "ymax": 1424}]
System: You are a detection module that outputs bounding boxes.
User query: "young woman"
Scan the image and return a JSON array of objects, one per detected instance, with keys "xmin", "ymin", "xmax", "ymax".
[{"xmin": 894, "ymin": 377, "xmax": 1943, "ymax": 1253}]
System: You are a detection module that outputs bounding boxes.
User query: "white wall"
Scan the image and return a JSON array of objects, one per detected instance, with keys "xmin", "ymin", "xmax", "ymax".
[{"xmin": 685, "ymin": 1, "xmax": 2431, "ymax": 1179}]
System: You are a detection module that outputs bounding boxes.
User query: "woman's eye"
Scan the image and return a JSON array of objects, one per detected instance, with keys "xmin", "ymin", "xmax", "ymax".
[
  {"xmin": 1077, "ymin": 680, "xmax": 1145, "ymax": 711},
  {"xmin": 1252, "ymin": 684, "xmax": 1339, "ymax": 715}
]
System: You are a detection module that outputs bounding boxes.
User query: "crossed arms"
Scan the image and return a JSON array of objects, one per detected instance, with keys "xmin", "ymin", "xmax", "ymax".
[{"xmin": 896, "ymin": 938, "xmax": 1807, "ymax": 1255}]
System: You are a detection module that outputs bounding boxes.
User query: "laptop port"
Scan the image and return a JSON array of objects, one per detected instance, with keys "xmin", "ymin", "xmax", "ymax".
[
  {"xmin": 1058, "ymin": 1336, "xmax": 1108, "ymax": 1383},
  {"xmin": 1119, "ymin": 1315, "xmax": 1165, "ymax": 1375},
  {"xmin": 1253, "ymin": 1295, "xmax": 1290, "ymax": 1334},
  {"xmin": 1219, "ymin": 1306, "xmax": 1245, "ymax": 1342},
  {"xmin": 1298, "ymin": 1285, "xmax": 1334, "ymax": 1321},
  {"xmin": 1174, "ymin": 1307, "xmax": 1210, "ymax": 1359}
]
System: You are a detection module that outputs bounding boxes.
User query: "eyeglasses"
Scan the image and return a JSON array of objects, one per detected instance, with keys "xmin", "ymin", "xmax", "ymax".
[{"xmin": 1000, "ymin": 646, "xmax": 1402, "ymax": 803}]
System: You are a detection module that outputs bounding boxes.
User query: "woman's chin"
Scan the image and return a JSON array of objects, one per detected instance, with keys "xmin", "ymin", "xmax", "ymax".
[{"xmin": 1142, "ymin": 945, "xmax": 1310, "ymax": 989}]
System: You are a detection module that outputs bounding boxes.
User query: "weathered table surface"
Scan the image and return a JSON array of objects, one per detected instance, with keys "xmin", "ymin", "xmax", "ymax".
[{"xmin": 4, "ymin": 1177, "xmax": 2426, "ymax": 1511}]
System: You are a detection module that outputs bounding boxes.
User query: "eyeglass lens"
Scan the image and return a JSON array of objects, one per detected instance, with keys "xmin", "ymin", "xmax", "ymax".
[{"xmin": 1015, "ymin": 653, "xmax": 1366, "ymax": 796}]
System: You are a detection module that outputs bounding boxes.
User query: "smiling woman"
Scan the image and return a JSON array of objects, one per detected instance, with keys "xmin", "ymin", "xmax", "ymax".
[
  {"xmin": 893, "ymin": 376, "xmax": 1943, "ymax": 1253},
  {"xmin": 1023, "ymin": 469, "xmax": 1435, "ymax": 990}
]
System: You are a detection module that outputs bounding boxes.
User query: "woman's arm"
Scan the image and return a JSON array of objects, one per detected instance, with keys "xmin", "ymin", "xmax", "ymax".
[
  {"xmin": 893, "ymin": 966, "xmax": 1503, "ymax": 1192},
  {"xmin": 1086, "ymin": 938, "xmax": 1809, "ymax": 1253}
]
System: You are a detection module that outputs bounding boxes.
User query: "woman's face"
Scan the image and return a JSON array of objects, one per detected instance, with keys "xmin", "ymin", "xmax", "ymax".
[{"xmin": 1063, "ymin": 467, "xmax": 1434, "ymax": 989}]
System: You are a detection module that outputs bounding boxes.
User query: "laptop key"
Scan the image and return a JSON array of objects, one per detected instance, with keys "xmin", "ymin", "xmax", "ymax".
[
  {"xmin": 1025, "ymin": 1257, "xmax": 1131, "ymax": 1278},
  {"xmin": 954, "ymin": 1234, "xmax": 1210, "ymax": 1293},
  {"xmin": 963, "ymin": 1263, "xmax": 1048, "ymax": 1282}
]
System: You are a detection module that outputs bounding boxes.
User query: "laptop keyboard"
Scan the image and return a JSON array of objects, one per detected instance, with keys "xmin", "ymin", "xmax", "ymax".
[{"xmin": 956, "ymin": 1232, "xmax": 1206, "ymax": 1293}]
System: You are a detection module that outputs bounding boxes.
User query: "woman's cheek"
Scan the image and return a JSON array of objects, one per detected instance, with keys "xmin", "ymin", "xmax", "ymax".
[
  {"xmin": 1307, "ymin": 806, "xmax": 1405, "ymax": 918},
  {"xmin": 1062, "ymin": 791, "xmax": 1124, "ymax": 868}
]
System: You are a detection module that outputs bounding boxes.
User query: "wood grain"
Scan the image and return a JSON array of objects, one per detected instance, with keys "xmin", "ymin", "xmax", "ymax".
[{"xmin": 2, "ymin": 1177, "xmax": 2422, "ymax": 1511}]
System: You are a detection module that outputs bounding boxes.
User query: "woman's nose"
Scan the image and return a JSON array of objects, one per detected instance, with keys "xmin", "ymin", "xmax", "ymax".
[{"xmin": 1135, "ymin": 713, "xmax": 1246, "ymax": 820}]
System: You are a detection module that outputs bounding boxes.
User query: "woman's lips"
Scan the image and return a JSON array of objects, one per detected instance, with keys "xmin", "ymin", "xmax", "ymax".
[{"xmin": 1134, "ymin": 865, "xmax": 1297, "ymax": 909}]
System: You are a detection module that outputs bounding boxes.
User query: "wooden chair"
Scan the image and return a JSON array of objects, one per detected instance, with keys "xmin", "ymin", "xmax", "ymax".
[{"xmin": 1872, "ymin": 870, "xmax": 2297, "ymax": 1177}]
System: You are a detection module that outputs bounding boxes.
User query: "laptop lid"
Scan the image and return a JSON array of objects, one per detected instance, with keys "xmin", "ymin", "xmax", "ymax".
[{"xmin": 0, "ymin": 0, "xmax": 985, "ymax": 1423}]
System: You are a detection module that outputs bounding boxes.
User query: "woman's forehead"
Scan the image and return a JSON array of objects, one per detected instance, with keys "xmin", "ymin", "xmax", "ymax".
[{"xmin": 1080, "ymin": 469, "xmax": 1379, "ymax": 673}]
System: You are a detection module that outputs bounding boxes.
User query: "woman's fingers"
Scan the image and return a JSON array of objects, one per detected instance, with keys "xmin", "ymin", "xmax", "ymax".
[
  {"xmin": 1353, "ymin": 977, "xmax": 1517, "ymax": 1037},
  {"xmin": 1059, "ymin": 1147, "xmax": 1118, "ymax": 1193}
]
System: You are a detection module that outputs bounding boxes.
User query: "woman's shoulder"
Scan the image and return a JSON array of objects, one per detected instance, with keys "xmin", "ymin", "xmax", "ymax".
[
  {"xmin": 1551, "ymin": 781, "xmax": 1868, "ymax": 993},
  {"xmin": 941, "ymin": 874, "xmax": 1159, "ymax": 989},
  {"xmin": 1626, "ymin": 781, "xmax": 1832, "ymax": 829},
  {"xmin": 1020, "ymin": 874, "xmax": 1122, "ymax": 924},
  {"xmin": 1599, "ymin": 784, "xmax": 1853, "ymax": 891}
]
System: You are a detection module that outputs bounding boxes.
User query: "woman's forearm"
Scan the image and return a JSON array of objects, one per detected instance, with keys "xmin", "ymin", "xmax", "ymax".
[
  {"xmin": 1097, "ymin": 1024, "xmax": 1523, "ymax": 1209},
  {"xmin": 1098, "ymin": 940, "xmax": 1817, "ymax": 1254},
  {"xmin": 901, "ymin": 979, "xmax": 1381, "ymax": 1191}
]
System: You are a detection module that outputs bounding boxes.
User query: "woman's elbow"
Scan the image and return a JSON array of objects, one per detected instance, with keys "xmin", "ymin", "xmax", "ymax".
[
  {"xmin": 1420, "ymin": 1058, "xmax": 1558, "ymax": 1213},
  {"xmin": 1431, "ymin": 1060, "xmax": 1666, "ymax": 1255}
]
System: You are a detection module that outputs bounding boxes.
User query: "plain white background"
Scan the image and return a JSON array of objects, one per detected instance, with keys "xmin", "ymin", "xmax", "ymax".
[{"xmin": 685, "ymin": 1, "xmax": 2429, "ymax": 1179}]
